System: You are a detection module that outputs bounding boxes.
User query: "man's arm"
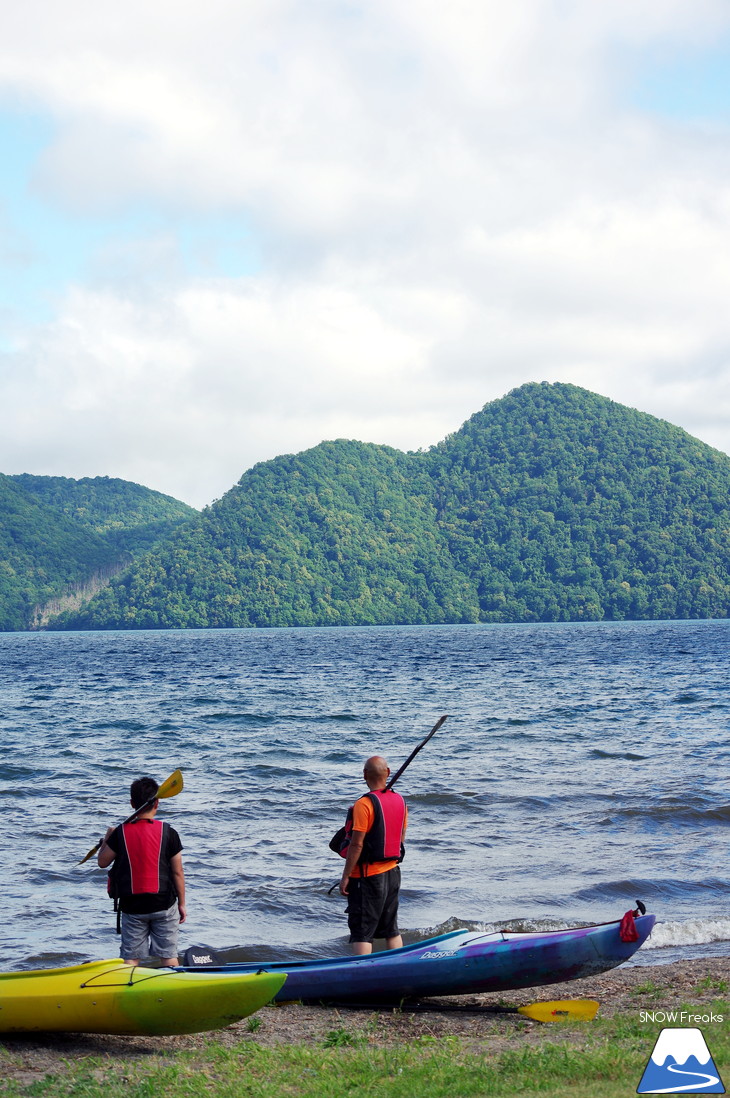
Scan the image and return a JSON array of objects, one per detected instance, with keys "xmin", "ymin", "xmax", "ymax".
[
  {"xmin": 339, "ymin": 830, "xmax": 366, "ymax": 896},
  {"xmin": 97, "ymin": 827, "xmax": 116, "ymax": 869},
  {"xmin": 170, "ymin": 852, "xmax": 187, "ymax": 923}
]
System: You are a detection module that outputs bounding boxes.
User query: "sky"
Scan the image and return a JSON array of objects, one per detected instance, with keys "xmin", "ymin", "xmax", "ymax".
[{"xmin": 2, "ymin": 1, "xmax": 730, "ymax": 509}]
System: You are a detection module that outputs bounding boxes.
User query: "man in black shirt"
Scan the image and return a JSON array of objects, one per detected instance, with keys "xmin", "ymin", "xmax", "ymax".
[{"xmin": 97, "ymin": 775, "xmax": 186, "ymax": 966}]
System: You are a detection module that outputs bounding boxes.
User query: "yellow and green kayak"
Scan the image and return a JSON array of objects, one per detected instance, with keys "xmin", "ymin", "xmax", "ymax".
[{"xmin": 0, "ymin": 959, "xmax": 286, "ymax": 1036}]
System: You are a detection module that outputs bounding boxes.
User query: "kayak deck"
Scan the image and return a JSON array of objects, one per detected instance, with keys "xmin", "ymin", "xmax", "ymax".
[
  {"xmin": 0, "ymin": 959, "xmax": 286, "ymax": 1035},
  {"xmin": 179, "ymin": 914, "xmax": 656, "ymax": 1004}
]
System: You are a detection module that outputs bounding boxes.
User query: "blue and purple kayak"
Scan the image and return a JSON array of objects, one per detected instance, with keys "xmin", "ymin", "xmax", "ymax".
[{"xmin": 180, "ymin": 913, "xmax": 655, "ymax": 1004}]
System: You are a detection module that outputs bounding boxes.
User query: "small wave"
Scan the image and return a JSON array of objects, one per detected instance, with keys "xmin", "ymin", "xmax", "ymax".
[
  {"xmin": 673, "ymin": 692, "xmax": 703, "ymax": 704},
  {"xmin": 413, "ymin": 915, "xmax": 487, "ymax": 937},
  {"xmin": 644, "ymin": 916, "xmax": 730, "ymax": 950},
  {"xmin": 247, "ymin": 764, "xmax": 305, "ymax": 780},
  {"xmin": 589, "ymin": 749, "xmax": 648, "ymax": 761},
  {"xmin": 0, "ymin": 764, "xmax": 41, "ymax": 780},
  {"xmin": 200, "ymin": 711, "xmax": 256, "ymax": 723},
  {"xmin": 407, "ymin": 791, "xmax": 485, "ymax": 807},
  {"xmin": 411, "ymin": 915, "xmax": 595, "ymax": 939},
  {"xmin": 707, "ymin": 805, "xmax": 730, "ymax": 821},
  {"xmin": 18, "ymin": 951, "xmax": 91, "ymax": 971},
  {"xmin": 598, "ymin": 803, "xmax": 730, "ymax": 826},
  {"xmin": 573, "ymin": 878, "xmax": 729, "ymax": 902}
]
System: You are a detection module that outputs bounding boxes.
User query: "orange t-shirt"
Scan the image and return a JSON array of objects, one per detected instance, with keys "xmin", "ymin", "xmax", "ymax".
[{"xmin": 349, "ymin": 795, "xmax": 408, "ymax": 879}]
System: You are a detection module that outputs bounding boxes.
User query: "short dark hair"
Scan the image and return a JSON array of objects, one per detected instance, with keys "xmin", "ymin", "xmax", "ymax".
[{"xmin": 130, "ymin": 776, "xmax": 159, "ymax": 810}]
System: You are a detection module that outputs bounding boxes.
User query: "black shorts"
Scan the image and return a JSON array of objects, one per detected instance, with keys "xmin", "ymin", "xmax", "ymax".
[{"xmin": 346, "ymin": 866, "xmax": 401, "ymax": 944}]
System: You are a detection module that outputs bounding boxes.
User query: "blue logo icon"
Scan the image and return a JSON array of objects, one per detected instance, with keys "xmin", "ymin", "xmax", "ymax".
[{"xmin": 637, "ymin": 1028, "xmax": 725, "ymax": 1093}]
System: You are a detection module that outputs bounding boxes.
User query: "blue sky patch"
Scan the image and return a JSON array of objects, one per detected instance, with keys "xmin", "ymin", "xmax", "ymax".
[
  {"xmin": 631, "ymin": 41, "xmax": 730, "ymax": 121},
  {"xmin": 0, "ymin": 108, "xmax": 258, "ymax": 331}
]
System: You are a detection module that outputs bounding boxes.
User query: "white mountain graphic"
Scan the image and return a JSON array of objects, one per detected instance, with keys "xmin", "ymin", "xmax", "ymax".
[
  {"xmin": 638, "ymin": 1028, "xmax": 725, "ymax": 1094},
  {"xmin": 651, "ymin": 1028, "xmax": 712, "ymax": 1066}
]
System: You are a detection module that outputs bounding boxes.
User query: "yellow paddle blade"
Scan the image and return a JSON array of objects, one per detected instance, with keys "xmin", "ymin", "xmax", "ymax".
[
  {"xmin": 77, "ymin": 769, "xmax": 184, "ymax": 864},
  {"xmin": 518, "ymin": 999, "xmax": 600, "ymax": 1023},
  {"xmin": 78, "ymin": 840, "xmax": 102, "ymax": 865},
  {"xmin": 157, "ymin": 769, "xmax": 184, "ymax": 799}
]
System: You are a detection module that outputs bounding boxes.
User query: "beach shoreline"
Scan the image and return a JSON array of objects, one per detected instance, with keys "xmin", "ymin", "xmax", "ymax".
[{"xmin": 2, "ymin": 954, "xmax": 728, "ymax": 1086}]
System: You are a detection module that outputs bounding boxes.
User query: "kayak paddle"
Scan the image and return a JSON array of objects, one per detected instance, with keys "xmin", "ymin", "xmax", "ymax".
[
  {"xmin": 517, "ymin": 999, "xmax": 600, "ymax": 1022},
  {"xmin": 77, "ymin": 768, "xmax": 184, "ymax": 865},
  {"xmin": 405, "ymin": 998, "xmax": 600, "ymax": 1022},
  {"xmin": 327, "ymin": 716, "xmax": 448, "ymax": 892},
  {"xmin": 386, "ymin": 715, "xmax": 449, "ymax": 790}
]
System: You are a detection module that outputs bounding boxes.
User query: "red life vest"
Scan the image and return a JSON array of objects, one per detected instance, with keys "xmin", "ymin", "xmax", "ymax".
[
  {"xmin": 106, "ymin": 819, "xmax": 177, "ymax": 934},
  {"xmin": 113, "ymin": 819, "xmax": 172, "ymax": 896},
  {"xmin": 333, "ymin": 789, "xmax": 406, "ymax": 865}
]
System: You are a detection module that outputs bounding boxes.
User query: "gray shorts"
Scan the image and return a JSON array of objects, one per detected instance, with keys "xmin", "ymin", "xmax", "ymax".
[{"xmin": 120, "ymin": 903, "xmax": 180, "ymax": 962}]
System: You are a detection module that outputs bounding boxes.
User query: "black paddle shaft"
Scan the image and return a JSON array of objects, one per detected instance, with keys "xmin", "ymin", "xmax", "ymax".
[{"xmin": 385, "ymin": 715, "xmax": 448, "ymax": 790}]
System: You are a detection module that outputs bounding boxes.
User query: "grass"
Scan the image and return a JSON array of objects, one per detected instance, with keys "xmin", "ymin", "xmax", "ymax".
[
  {"xmin": 695, "ymin": 975, "xmax": 729, "ymax": 994},
  {"xmin": 1, "ymin": 1003, "xmax": 728, "ymax": 1098},
  {"xmin": 629, "ymin": 978, "xmax": 665, "ymax": 999}
]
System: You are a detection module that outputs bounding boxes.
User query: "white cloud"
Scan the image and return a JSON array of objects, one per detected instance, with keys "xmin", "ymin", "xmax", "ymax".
[{"xmin": 1, "ymin": 1, "xmax": 730, "ymax": 506}]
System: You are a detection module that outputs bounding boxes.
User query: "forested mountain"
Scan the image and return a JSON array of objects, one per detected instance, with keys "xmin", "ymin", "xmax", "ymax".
[
  {"xmin": 10, "ymin": 475, "xmax": 195, "ymax": 554},
  {"xmin": 49, "ymin": 383, "xmax": 730, "ymax": 630},
  {"xmin": 0, "ymin": 475, "xmax": 196, "ymax": 630}
]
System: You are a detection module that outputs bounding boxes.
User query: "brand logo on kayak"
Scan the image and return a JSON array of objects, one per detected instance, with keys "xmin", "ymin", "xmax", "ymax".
[
  {"xmin": 637, "ymin": 1028, "xmax": 725, "ymax": 1093},
  {"xmin": 191, "ymin": 953, "xmax": 213, "ymax": 965},
  {"xmin": 421, "ymin": 949, "xmax": 459, "ymax": 959}
]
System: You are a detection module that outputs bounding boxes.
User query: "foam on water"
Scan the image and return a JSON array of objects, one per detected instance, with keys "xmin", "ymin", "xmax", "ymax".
[{"xmin": 644, "ymin": 916, "xmax": 730, "ymax": 951}]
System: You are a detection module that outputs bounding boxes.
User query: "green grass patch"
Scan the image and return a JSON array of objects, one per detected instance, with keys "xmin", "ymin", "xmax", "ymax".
[
  {"xmin": 695, "ymin": 975, "xmax": 729, "ymax": 994},
  {"xmin": 629, "ymin": 979, "xmax": 665, "ymax": 999},
  {"xmin": 1, "ymin": 1004, "xmax": 729, "ymax": 1098}
]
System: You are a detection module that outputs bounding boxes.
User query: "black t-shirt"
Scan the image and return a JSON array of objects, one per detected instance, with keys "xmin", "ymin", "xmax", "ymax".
[{"xmin": 107, "ymin": 821, "xmax": 183, "ymax": 914}]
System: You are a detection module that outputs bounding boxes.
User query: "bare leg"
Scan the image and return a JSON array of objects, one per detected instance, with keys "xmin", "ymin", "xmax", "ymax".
[
  {"xmin": 386, "ymin": 934, "xmax": 403, "ymax": 950},
  {"xmin": 352, "ymin": 941, "xmax": 373, "ymax": 955}
]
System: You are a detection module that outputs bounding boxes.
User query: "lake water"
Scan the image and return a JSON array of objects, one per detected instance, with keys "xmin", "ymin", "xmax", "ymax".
[{"xmin": 1, "ymin": 620, "xmax": 728, "ymax": 972}]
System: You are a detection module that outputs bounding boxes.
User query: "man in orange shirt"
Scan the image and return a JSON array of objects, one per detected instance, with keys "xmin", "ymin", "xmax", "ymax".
[{"xmin": 339, "ymin": 756, "xmax": 408, "ymax": 955}]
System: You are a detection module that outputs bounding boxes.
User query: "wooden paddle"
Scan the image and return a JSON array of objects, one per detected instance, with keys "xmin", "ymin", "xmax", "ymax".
[{"xmin": 77, "ymin": 769, "xmax": 184, "ymax": 864}]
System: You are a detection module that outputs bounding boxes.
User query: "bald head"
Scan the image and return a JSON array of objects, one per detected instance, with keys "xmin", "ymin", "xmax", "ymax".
[{"xmin": 363, "ymin": 755, "xmax": 390, "ymax": 790}]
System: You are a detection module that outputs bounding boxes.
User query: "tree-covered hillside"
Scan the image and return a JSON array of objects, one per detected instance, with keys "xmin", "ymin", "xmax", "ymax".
[
  {"xmin": 430, "ymin": 384, "xmax": 730, "ymax": 621},
  {"xmin": 53, "ymin": 443, "xmax": 480, "ymax": 629},
  {"xmin": 0, "ymin": 475, "xmax": 196, "ymax": 630},
  {"xmin": 11, "ymin": 475, "xmax": 195, "ymax": 554},
  {"xmin": 51, "ymin": 383, "xmax": 730, "ymax": 630}
]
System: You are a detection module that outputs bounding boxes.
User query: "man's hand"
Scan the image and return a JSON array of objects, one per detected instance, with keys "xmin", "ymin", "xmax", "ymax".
[{"xmin": 339, "ymin": 874, "xmax": 350, "ymax": 896}]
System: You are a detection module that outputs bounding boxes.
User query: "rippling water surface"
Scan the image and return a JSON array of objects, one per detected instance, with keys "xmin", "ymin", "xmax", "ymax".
[{"xmin": 1, "ymin": 621, "xmax": 728, "ymax": 971}]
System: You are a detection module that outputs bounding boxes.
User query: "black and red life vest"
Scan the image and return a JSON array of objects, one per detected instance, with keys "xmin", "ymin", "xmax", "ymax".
[
  {"xmin": 332, "ymin": 789, "xmax": 406, "ymax": 865},
  {"xmin": 107, "ymin": 819, "xmax": 176, "ymax": 930},
  {"xmin": 116, "ymin": 819, "xmax": 172, "ymax": 894}
]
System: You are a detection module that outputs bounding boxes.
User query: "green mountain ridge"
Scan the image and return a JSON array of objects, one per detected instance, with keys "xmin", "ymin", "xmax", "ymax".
[
  {"xmin": 42, "ymin": 382, "xmax": 730, "ymax": 631},
  {"xmin": 0, "ymin": 475, "xmax": 196, "ymax": 630}
]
